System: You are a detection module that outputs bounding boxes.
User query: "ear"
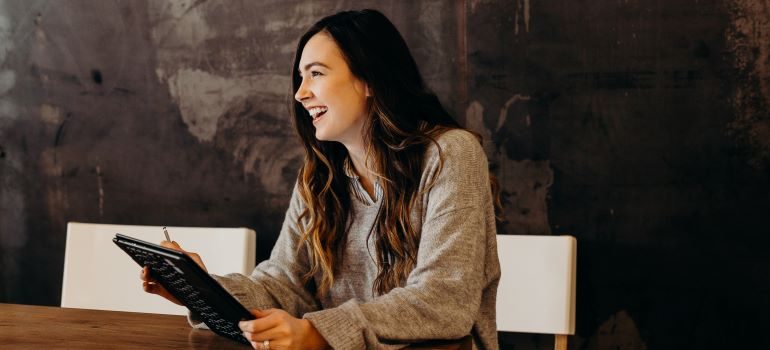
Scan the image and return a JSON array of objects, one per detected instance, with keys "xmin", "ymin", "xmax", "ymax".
[{"xmin": 365, "ymin": 84, "xmax": 372, "ymax": 97}]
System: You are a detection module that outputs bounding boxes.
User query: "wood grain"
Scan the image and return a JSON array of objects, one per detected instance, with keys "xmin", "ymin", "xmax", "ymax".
[
  {"xmin": 554, "ymin": 334, "xmax": 568, "ymax": 350},
  {"xmin": 0, "ymin": 303, "xmax": 469, "ymax": 350},
  {"xmin": 0, "ymin": 303, "xmax": 249, "ymax": 350}
]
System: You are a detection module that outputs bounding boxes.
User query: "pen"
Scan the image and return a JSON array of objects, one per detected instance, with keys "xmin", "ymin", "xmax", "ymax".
[{"xmin": 162, "ymin": 226, "xmax": 171, "ymax": 242}]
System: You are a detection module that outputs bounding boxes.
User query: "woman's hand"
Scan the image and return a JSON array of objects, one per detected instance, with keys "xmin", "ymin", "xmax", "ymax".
[
  {"xmin": 239, "ymin": 309, "xmax": 329, "ymax": 350},
  {"xmin": 139, "ymin": 240, "xmax": 208, "ymax": 306}
]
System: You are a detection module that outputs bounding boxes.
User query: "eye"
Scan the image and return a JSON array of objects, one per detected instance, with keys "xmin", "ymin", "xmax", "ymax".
[{"xmin": 310, "ymin": 71, "xmax": 323, "ymax": 78}]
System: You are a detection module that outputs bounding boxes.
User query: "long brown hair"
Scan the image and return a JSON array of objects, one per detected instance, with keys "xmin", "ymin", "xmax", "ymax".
[{"xmin": 290, "ymin": 9, "xmax": 492, "ymax": 296}]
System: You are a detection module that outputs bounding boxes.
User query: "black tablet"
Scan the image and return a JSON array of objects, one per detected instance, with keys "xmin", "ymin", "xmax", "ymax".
[{"xmin": 113, "ymin": 233, "xmax": 254, "ymax": 344}]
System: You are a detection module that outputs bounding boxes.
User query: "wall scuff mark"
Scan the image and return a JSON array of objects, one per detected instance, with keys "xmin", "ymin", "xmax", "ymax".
[
  {"xmin": 585, "ymin": 310, "xmax": 648, "ymax": 350},
  {"xmin": 96, "ymin": 165, "xmax": 104, "ymax": 218},
  {"xmin": 514, "ymin": 0, "xmax": 530, "ymax": 35},
  {"xmin": 166, "ymin": 68, "xmax": 249, "ymax": 143},
  {"xmin": 498, "ymin": 94, "xmax": 531, "ymax": 132},
  {"xmin": 213, "ymin": 98, "xmax": 303, "ymax": 199},
  {"xmin": 465, "ymin": 99, "xmax": 552, "ymax": 236},
  {"xmin": 0, "ymin": 2, "xmax": 17, "ymax": 121},
  {"xmin": 725, "ymin": 0, "xmax": 770, "ymax": 168}
]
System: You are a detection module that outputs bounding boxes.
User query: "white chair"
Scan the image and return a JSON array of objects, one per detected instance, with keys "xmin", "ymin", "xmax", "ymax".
[
  {"xmin": 61, "ymin": 222, "xmax": 256, "ymax": 315},
  {"xmin": 496, "ymin": 234, "xmax": 577, "ymax": 350}
]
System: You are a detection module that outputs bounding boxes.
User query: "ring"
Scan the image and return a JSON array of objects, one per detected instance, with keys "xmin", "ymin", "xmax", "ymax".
[{"xmin": 263, "ymin": 340, "xmax": 270, "ymax": 350}]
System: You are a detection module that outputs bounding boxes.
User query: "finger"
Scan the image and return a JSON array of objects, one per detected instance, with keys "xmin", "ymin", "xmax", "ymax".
[
  {"xmin": 251, "ymin": 308, "xmax": 273, "ymax": 318},
  {"xmin": 143, "ymin": 281, "xmax": 169, "ymax": 297},
  {"xmin": 242, "ymin": 327, "xmax": 284, "ymax": 343},
  {"xmin": 187, "ymin": 252, "xmax": 203, "ymax": 263},
  {"xmin": 143, "ymin": 281, "xmax": 161, "ymax": 294},
  {"xmin": 185, "ymin": 252, "xmax": 207, "ymax": 272},
  {"xmin": 140, "ymin": 267, "xmax": 156, "ymax": 282},
  {"xmin": 244, "ymin": 336, "xmax": 270, "ymax": 350},
  {"xmin": 143, "ymin": 279, "xmax": 182, "ymax": 303},
  {"xmin": 157, "ymin": 242, "xmax": 206, "ymax": 271},
  {"xmin": 160, "ymin": 240, "xmax": 183, "ymax": 251},
  {"xmin": 239, "ymin": 314, "xmax": 280, "ymax": 334}
]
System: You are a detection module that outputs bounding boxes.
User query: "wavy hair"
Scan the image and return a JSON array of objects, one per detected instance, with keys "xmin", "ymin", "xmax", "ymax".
[{"xmin": 290, "ymin": 9, "xmax": 495, "ymax": 296}]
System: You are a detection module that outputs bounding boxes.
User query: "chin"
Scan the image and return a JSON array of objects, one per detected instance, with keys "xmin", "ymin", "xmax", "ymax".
[{"xmin": 314, "ymin": 130, "xmax": 331, "ymax": 141}]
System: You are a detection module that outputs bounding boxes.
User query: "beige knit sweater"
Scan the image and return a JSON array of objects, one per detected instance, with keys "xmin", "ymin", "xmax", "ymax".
[{"xmin": 191, "ymin": 129, "xmax": 500, "ymax": 350}]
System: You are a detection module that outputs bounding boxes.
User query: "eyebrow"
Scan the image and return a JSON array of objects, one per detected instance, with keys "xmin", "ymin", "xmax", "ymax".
[{"xmin": 301, "ymin": 61, "xmax": 331, "ymax": 72}]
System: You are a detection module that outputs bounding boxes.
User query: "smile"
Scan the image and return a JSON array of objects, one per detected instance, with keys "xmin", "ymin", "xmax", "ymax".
[{"xmin": 308, "ymin": 106, "xmax": 328, "ymax": 124}]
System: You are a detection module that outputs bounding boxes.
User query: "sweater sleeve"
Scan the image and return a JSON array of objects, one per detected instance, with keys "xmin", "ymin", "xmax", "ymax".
[
  {"xmin": 303, "ymin": 130, "xmax": 495, "ymax": 349},
  {"xmin": 188, "ymin": 183, "xmax": 321, "ymax": 327}
]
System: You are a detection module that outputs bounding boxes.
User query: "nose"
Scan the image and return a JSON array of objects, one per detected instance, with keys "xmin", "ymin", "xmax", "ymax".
[{"xmin": 295, "ymin": 77, "xmax": 312, "ymax": 103}]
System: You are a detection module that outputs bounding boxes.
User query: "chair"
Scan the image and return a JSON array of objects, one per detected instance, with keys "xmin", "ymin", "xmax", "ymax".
[
  {"xmin": 496, "ymin": 235, "xmax": 577, "ymax": 350},
  {"xmin": 61, "ymin": 222, "xmax": 256, "ymax": 315}
]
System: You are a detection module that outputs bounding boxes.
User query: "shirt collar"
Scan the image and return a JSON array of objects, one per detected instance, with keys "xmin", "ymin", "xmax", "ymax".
[
  {"xmin": 343, "ymin": 156, "xmax": 360, "ymax": 179},
  {"xmin": 343, "ymin": 156, "xmax": 383, "ymax": 204}
]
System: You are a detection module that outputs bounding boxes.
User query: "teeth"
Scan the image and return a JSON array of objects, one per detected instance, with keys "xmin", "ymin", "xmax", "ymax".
[{"xmin": 307, "ymin": 106, "xmax": 328, "ymax": 118}]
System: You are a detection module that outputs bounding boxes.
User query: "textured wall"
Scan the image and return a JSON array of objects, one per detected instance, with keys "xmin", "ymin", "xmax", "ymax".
[{"xmin": 1, "ymin": 1, "xmax": 769, "ymax": 349}]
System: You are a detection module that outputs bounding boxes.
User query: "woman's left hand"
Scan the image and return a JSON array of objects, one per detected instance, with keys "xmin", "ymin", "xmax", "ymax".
[{"xmin": 239, "ymin": 308, "xmax": 328, "ymax": 350}]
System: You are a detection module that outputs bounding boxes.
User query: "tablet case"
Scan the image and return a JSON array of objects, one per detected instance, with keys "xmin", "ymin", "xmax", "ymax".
[{"xmin": 113, "ymin": 233, "xmax": 254, "ymax": 344}]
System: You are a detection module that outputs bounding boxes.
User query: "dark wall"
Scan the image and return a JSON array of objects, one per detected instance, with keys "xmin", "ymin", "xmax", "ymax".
[{"xmin": 1, "ymin": 1, "xmax": 768, "ymax": 349}]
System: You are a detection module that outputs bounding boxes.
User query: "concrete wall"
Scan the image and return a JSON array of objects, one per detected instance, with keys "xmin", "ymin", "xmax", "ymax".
[{"xmin": 1, "ymin": 1, "xmax": 768, "ymax": 349}]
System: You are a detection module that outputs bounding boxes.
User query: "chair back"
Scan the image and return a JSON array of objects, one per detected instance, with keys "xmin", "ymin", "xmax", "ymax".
[
  {"xmin": 61, "ymin": 222, "xmax": 256, "ymax": 315},
  {"xmin": 496, "ymin": 235, "xmax": 577, "ymax": 338}
]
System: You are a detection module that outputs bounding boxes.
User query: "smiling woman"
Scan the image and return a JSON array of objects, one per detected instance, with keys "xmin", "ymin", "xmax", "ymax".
[
  {"xmin": 294, "ymin": 32, "xmax": 370, "ymax": 146},
  {"xmin": 140, "ymin": 9, "xmax": 501, "ymax": 350}
]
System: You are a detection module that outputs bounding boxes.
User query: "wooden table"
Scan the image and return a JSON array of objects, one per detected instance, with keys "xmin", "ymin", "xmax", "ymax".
[
  {"xmin": 0, "ymin": 303, "xmax": 470, "ymax": 349},
  {"xmin": 0, "ymin": 303, "xmax": 249, "ymax": 349}
]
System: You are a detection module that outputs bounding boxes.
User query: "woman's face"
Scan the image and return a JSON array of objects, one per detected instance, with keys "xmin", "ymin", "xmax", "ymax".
[{"xmin": 295, "ymin": 32, "xmax": 370, "ymax": 146}]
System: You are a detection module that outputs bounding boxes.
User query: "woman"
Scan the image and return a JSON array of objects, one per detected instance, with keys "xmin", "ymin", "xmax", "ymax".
[{"xmin": 142, "ymin": 9, "xmax": 500, "ymax": 350}]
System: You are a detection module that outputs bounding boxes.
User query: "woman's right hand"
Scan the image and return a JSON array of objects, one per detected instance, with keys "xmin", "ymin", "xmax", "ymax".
[{"xmin": 139, "ymin": 240, "xmax": 208, "ymax": 306}]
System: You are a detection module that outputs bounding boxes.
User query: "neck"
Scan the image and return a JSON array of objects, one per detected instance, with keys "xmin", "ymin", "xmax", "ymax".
[{"xmin": 343, "ymin": 141, "xmax": 377, "ymax": 198}]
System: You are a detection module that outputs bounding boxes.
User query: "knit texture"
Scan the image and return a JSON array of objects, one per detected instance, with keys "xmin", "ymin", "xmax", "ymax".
[{"xmin": 189, "ymin": 129, "xmax": 500, "ymax": 349}]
